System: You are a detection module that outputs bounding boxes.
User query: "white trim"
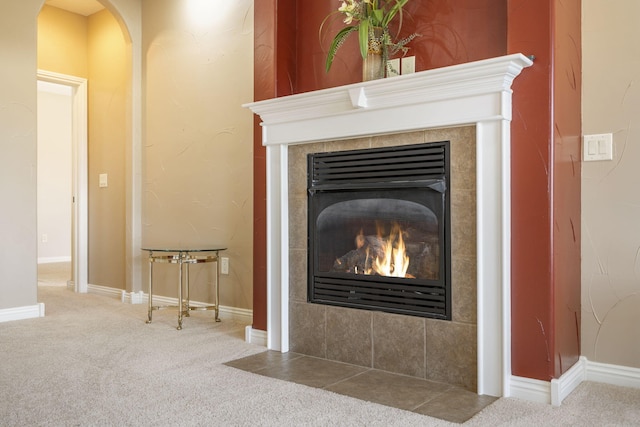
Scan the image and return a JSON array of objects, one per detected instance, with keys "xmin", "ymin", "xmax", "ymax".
[
  {"xmin": 586, "ymin": 359, "xmax": 640, "ymax": 389},
  {"xmin": 85, "ymin": 285, "xmax": 252, "ymax": 324},
  {"xmin": 37, "ymin": 256, "xmax": 72, "ymax": 264},
  {"xmin": 37, "ymin": 70, "xmax": 88, "ymax": 295},
  {"xmin": 509, "ymin": 357, "xmax": 640, "ymax": 406},
  {"xmin": 551, "ymin": 356, "xmax": 588, "ymax": 406},
  {"xmin": 244, "ymin": 53, "xmax": 533, "ymax": 397},
  {"xmin": 245, "ymin": 325, "xmax": 268, "ymax": 347},
  {"xmin": 509, "ymin": 376, "xmax": 552, "ymax": 404},
  {"xmin": 0, "ymin": 303, "xmax": 45, "ymax": 323}
]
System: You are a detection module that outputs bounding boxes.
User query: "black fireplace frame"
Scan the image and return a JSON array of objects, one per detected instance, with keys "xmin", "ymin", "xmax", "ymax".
[{"xmin": 307, "ymin": 142, "xmax": 452, "ymax": 320}]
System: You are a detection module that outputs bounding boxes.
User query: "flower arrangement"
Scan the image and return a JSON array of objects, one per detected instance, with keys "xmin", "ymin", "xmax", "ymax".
[{"xmin": 321, "ymin": 0, "xmax": 418, "ymax": 73}]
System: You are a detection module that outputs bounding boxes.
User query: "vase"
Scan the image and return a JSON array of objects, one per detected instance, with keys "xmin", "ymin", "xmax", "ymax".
[{"xmin": 362, "ymin": 27, "xmax": 385, "ymax": 81}]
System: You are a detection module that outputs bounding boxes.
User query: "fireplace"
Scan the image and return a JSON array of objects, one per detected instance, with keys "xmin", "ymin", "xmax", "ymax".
[
  {"xmin": 244, "ymin": 54, "xmax": 533, "ymax": 396},
  {"xmin": 308, "ymin": 142, "xmax": 451, "ymax": 320}
]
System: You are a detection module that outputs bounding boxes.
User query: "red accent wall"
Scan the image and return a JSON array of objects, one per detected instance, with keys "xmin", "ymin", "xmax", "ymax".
[
  {"xmin": 253, "ymin": 0, "xmax": 581, "ymax": 382},
  {"xmin": 551, "ymin": 0, "xmax": 582, "ymax": 377},
  {"xmin": 295, "ymin": 0, "xmax": 507, "ymax": 93},
  {"xmin": 507, "ymin": 0, "xmax": 581, "ymax": 380}
]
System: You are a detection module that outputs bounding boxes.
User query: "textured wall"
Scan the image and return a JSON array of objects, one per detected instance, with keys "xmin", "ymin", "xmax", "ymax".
[
  {"xmin": 295, "ymin": 0, "xmax": 507, "ymax": 93},
  {"xmin": 0, "ymin": 0, "xmax": 41, "ymax": 310},
  {"xmin": 142, "ymin": 0, "xmax": 254, "ymax": 309},
  {"xmin": 508, "ymin": 0, "xmax": 582, "ymax": 381},
  {"xmin": 582, "ymin": 0, "xmax": 640, "ymax": 368},
  {"xmin": 37, "ymin": 5, "xmax": 88, "ymax": 78},
  {"xmin": 87, "ymin": 9, "xmax": 128, "ymax": 289}
]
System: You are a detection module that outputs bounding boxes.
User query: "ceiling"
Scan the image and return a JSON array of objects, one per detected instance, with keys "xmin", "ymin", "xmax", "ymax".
[{"xmin": 45, "ymin": 0, "xmax": 105, "ymax": 16}]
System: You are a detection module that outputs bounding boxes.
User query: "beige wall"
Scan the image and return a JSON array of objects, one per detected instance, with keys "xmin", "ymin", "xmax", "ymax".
[
  {"xmin": 38, "ymin": 5, "xmax": 129, "ymax": 290},
  {"xmin": 38, "ymin": 5, "xmax": 88, "ymax": 78},
  {"xmin": 582, "ymin": 0, "xmax": 640, "ymax": 368},
  {"xmin": 87, "ymin": 9, "xmax": 129, "ymax": 289},
  {"xmin": 0, "ymin": 0, "xmax": 139, "ymax": 315},
  {"xmin": 0, "ymin": 0, "xmax": 41, "ymax": 310},
  {"xmin": 141, "ymin": 0, "xmax": 254, "ymax": 308}
]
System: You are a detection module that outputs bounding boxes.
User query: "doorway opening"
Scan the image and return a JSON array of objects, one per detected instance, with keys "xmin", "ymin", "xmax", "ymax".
[{"xmin": 37, "ymin": 70, "xmax": 88, "ymax": 293}]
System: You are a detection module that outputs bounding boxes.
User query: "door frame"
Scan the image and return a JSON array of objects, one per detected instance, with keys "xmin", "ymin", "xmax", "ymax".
[{"xmin": 37, "ymin": 70, "xmax": 88, "ymax": 293}]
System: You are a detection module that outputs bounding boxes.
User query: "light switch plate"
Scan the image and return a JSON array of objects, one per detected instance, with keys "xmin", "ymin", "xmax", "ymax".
[
  {"xmin": 387, "ymin": 58, "xmax": 400, "ymax": 77},
  {"xmin": 583, "ymin": 133, "xmax": 613, "ymax": 161},
  {"xmin": 99, "ymin": 173, "xmax": 108, "ymax": 187},
  {"xmin": 401, "ymin": 56, "xmax": 415, "ymax": 74}
]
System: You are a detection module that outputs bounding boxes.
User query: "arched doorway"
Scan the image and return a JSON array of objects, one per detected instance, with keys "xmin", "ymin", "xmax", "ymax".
[{"xmin": 37, "ymin": 0, "xmax": 142, "ymax": 295}]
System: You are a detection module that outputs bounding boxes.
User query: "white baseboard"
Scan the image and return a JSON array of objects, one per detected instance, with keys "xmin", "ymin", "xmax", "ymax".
[
  {"xmin": 0, "ymin": 302, "xmax": 45, "ymax": 323},
  {"xmin": 509, "ymin": 375, "xmax": 551, "ymax": 404},
  {"xmin": 510, "ymin": 356, "xmax": 640, "ymax": 406},
  {"xmin": 586, "ymin": 359, "xmax": 640, "ymax": 389},
  {"xmin": 551, "ymin": 356, "xmax": 587, "ymax": 406},
  {"xmin": 245, "ymin": 325, "xmax": 267, "ymax": 346},
  {"xmin": 37, "ymin": 256, "xmax": 71, "ymax": 264},
  {"xmin": 85, "ymin": 285, "xmax": 253, "ymax": 324}
]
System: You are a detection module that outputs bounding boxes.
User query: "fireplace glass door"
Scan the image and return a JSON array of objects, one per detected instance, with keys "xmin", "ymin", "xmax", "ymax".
[{"xmin": 307, "ymin": 142, "xmax": 451, "ymax": 319}]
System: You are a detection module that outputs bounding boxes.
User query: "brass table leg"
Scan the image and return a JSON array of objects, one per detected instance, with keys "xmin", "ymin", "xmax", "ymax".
[
  {"xmin": 146, "ymin": 251, "xmax": 153, "ymax": 324},
  {"xmin": 177, "ymin": 253, "xmax": 183, "ymax": 330}
]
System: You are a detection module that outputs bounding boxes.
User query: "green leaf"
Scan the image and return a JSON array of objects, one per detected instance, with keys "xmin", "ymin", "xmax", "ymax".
[
  {"xmin": 371, "ymin": 9, "xmax": 384, "ymax": 25},
  {"xmin": 382, "ymin": 0, "xmax": 409, "ymax": 27},
  {"xmin": 325, "ymin": 26, "xmax": 359, "ymax": 72},
  {"xmin": 358, "ymin": 19, "xmax": 370, "ymax": 59}
]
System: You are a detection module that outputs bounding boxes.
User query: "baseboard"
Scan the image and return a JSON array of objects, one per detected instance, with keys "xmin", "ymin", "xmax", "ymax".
[
  {"xmin": 510, "ymin": 356, "xmax": 640, "ymax": 406},
  {"xmin": 509, "ymin": 375, "xmax": 551, "ymax": 404},
  {"xmin": 551, "ymin": 356, "xmax": 587, "ymax": 406},
  {"xmin": 37, "ymin": 256, "xmax": 71, "ymax": 264},
  {"xmin": 86, "ymin": 285, "xmax": 253, "ymax": 324},
  {"xmin": 586, "ymin": 359, "xmax": 640, "ymax": 389},
  {"xmin": 244, "ymin": 325, "xmax": 267, "ymax": 346},
  {"xmin": 0, "ymin": 302, "xmax": 45, "ymax": 323},
  {"xmin": 87, "ymin": 283, "xmax": 122, "ymax": 299}
]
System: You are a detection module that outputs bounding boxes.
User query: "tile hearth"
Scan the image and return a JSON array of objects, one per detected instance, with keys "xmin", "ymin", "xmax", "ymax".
[{"xmin": 225, "ymin": 351, "xmax": 496, "ymax": 424}]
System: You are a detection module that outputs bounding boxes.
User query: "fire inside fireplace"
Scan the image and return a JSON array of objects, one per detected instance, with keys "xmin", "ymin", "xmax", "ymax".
[{"xmin": 308, "ymin": 142, "xmax": 451, "ymax": 319}]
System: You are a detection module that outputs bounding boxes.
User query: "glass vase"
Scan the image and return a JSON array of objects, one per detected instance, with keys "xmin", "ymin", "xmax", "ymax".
[{"xmin": 362, "ymin": 27, "xmax": 385, "ymax": 81}]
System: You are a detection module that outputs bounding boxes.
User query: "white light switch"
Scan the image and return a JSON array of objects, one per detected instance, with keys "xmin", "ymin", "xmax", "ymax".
[
  {"xmin": 99, "ymin": 173, "xmax": 108, "ymax": 188},
  {"xmin": 401, "ymin": 56, "xmax": 415, "ymax": 75},
  {"xmin": 387, "ymin": 58, "xmax": 400, "ymax": 77},
  {"xmin": 583, "ymin": 134, "xmax": 613, "ymax": 161}
]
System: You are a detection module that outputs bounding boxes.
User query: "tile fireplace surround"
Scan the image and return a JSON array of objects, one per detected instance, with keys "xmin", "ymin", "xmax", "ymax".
[{"xmin": 245, "ymin": 54, "xmax": 533, "ymax": 397}]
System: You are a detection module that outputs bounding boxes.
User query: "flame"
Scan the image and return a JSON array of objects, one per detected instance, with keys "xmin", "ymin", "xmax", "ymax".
[{"xmin": 372, "ymin": 223, "xmax": 410, "ymax": 278}]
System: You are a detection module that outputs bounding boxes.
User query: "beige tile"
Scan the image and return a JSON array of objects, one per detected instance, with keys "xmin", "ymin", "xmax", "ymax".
[
  {"xmin": 224, "ymin": 350, "xmax": 304, "ymax": 373},
  {"xmin": 451, "ymin": 255, "xmax": 477, "ymax": 324},
  {"xmin": 326, "ymin": 306, "xmax": 373, "ymax": 367},
  {"xmin": 370, "ymin": 130, "xmax": 425, "ymax": 148},
  {"xmin": 413, "ymin": 387, "xmax": 497, "ymax": 423},
  {"xmin": 325, "ymin": 369, "xmax": 450, "ymax": 411},
  {"xmin": 324, "ymin": 136, "xmax": 371, "ymax": 152},
  {"xmin": 254, "ymin": 355, "xmax": 368, "ymax": 389},
  {"xmin": 451, "ymin": 209, "xmax": 476, "ymax": 258},
  {"xmin": 426, "ymin": 319, "xmax": 477, "ymax": 391},
  {"xmin": 289, "ymin": 249, "xmax": 308, "ymax": 302},
  {"xmin": 288, "ymin": 196, "xmax": 307, "ymax": 250},
  {"xmin": 372, "ymin": 312, "xmax": 426, "ymax": 378},
  {"xmin": 289, "ymin": 301, "xmax": 326, "ymax": 358}
]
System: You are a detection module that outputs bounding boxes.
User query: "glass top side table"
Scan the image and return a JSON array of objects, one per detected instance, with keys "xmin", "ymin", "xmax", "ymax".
[{"xmin": 142, "ymin": 247, "xmax": 226, "ymax": 330}]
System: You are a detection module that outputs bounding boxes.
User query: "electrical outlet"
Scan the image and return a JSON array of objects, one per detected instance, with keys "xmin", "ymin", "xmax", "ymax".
[
  {"xmin": 41, "ymin": 234, "xmax": 48, "ymax": 243},
  {"xmin": 220, "ymin": 257, "xmax": 229, "ymax": 275}
]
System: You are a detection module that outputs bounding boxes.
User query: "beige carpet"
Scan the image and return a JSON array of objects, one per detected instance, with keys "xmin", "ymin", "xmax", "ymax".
[{"xmin": 1, "ymin": 273, "xmax": 639, "ymax": 425}]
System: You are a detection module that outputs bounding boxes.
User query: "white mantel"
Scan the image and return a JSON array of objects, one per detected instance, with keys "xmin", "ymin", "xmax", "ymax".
[{"xmin": 244, "ymin": 53, "xmax": 533, "ymax": 397}]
